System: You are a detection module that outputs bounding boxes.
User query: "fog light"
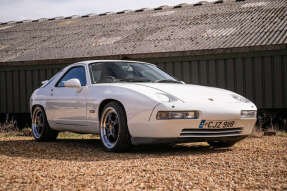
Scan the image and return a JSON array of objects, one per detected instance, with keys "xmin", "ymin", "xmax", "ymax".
[
  {"xmin": 156, "ymin": 111, "xmax": 199, "ymax": 120},
  {"xmin": 241, "ymin": 110, "xmax": 257, "ymax": 118}
]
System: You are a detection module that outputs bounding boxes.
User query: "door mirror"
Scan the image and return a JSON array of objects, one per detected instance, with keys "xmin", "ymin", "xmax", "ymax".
[{"xmin": 64, "ymin": 78, "xmax": 81, "ymax": 89}]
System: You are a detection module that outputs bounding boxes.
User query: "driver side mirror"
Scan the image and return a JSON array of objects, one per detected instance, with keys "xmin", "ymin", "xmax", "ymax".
[{"xmin": 64, "ymin": 78, "xmax": 82, "ymax": 90}]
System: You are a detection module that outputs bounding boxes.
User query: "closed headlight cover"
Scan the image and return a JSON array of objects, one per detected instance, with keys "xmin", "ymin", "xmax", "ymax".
[{"xmin": 154, "ymin": 93, "xmax": 179, "ymax": 103}]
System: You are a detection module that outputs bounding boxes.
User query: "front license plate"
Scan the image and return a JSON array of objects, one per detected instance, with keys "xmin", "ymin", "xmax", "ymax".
[{"xmin": 199, "ymin": 120, "xmax": 235, "ymax": 129}]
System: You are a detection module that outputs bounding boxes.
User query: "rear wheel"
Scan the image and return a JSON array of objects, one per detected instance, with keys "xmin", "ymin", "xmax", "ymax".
[
  {"xmin": 208, "ymin": 140, "xmax": 237, "ymax": 148},
  {"xmin": 32, "ymin": 106, "xmax": 58, "ymax": 141},
  {"xmin": 100, "ymin": 102, "xmax": 130, "ymax": 152}
]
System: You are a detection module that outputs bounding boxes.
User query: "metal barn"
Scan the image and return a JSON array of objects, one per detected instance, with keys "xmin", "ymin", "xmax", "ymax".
[{"xmin": 0, "ymin": 0, "xmax": 286, "ymax": 127}]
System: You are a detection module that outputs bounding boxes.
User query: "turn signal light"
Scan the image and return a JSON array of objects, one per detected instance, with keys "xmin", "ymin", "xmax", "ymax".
[{"xmin": 241, "ymin": 110, "xmax": 257, "ymax": 118}]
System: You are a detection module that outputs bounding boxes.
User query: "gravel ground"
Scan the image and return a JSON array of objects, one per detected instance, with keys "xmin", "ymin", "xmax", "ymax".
[{"xmin": 0, "ymin": 135, "xmax": 286, "ymax": 191}]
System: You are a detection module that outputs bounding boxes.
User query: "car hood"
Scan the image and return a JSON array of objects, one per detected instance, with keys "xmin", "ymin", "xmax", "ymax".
[{"xmin": 133, "ymin": 83, "xmax": 249, "ymax": 104}]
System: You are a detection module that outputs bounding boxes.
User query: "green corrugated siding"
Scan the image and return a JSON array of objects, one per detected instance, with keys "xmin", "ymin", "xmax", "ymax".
[
  {"xmin": 0, "ymin": 64, "xmax": 66, "ymax": 113},
  {"xmin": 0, "ymin": 50, "xmax": 286, "ymax": 113},
  {"xmin": 148, "ymin": 51, "xmax": 287, "ymax": 109}
]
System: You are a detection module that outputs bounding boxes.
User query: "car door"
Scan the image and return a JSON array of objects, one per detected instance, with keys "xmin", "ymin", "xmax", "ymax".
[{"xmin": 49, "ymin": 65, "xmax": 88, "ymax": 131}]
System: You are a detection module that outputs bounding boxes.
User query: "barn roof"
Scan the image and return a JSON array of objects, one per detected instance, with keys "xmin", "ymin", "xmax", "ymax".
[{"xmin": 0, "ymin": 0, "xmax": 287, "ymax": 62}]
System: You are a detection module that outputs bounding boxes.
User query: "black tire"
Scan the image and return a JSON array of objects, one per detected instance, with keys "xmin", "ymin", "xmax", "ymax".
[
  {"xmin": 99, "ymin": 102, "xmax": 131, "ymax": 152},
  {"xmin": 32, "ymin": 106, "xmax": 58, "ymax": 141},
  {"xmin": 208, "ymin": 140, "xmax": 237, "ymax": 148}
]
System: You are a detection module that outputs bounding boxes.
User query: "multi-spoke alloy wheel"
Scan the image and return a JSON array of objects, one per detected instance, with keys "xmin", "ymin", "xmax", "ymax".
[
  {"xmin": 100, "ymin": 102, "xmax": 131, "ymax": 152},
  {"xmin": 101, "ymin": 107, "xmax": 120, "ymax": 149},
  {"xmin": 31, "ymin": 106, "xmax": 58, "ymax": 141},
  {"xmin": 32, "ymin": 107, "xmax": 45, "ymax": 139}
]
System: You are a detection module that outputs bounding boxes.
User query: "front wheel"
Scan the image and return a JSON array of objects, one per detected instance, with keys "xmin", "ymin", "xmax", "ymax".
[
  {"xmin": 100, "ymin": 102, "xmax": 131, "ymax": 152},
  {"xmin": 32, "ymin": 106, "xmax": 58, "ymax": 141}
]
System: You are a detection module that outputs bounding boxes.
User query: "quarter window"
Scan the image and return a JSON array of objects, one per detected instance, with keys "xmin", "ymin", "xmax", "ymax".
[{"xmin": 56, "ymin": 66, "xmax": 87, "ymax": 87}]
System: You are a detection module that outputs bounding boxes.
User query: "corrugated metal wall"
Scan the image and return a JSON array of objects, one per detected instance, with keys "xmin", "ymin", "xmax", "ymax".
[
  {"xmin": 152, "ymin": 54, "xmax": 287, "ymax": 109},
  {"xmin": 0, "ymin": 64, "xmax": 65, "ymax": 113},
  {"xmin": 0, "ymin": 50, "xmax": 286, "ymax": 113}
]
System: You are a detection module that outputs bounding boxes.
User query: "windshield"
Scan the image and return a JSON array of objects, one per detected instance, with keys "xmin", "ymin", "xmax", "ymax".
[{"xmin": 89, "ymin": 62, "xmax": 178, "ymax": 83}]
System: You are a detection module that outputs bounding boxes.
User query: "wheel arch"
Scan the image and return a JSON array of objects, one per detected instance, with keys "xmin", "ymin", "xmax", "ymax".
[
  {"xmin": 31, "ymin": 104, "xmax": 45, "ymax": 115},
  {"xmin": 31, "ymin": 104, "xmax": 49, "ymax": 123},
  {"xmin": 98, "ymin": 99, "xmax": 127, "ymax": 121}
]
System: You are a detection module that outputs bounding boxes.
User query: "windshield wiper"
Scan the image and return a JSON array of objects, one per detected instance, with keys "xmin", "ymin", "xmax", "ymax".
[
  {"xmin": 117, "ymin": 78, "xmax": 152, "ymax": 82},
  {"xmin": 154, "ymin": 79, "xmax": 182, "ymax": 84}
]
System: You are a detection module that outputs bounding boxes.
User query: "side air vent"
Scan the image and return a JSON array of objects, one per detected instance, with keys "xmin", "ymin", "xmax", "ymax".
[
  {"xmin": 99, "ymin": 12, "xmax": 113, "ymax": 16},
  {"xmin": 194, "ymin": 1, "xmax": 209, "ymax": 6},
  {"xmin": 194, "ymin": 2, "xmax": 202, "ymax": 6},
  {"xmin": 213, "ymin": 0, "xmax": 223, "ymax": 4},
  {"xmin": 7, "ymin": 21, "xmax": 16, "ymax": 24},
  {"xmin": 135, "ymin": 8, "xmax": 149, "ymax": 12},
  {"xmin": 154, "ymin": 5, "xmax": 169, "ymax": 11},
  {"xmin": 16, "ymin": 20, "xmax": 32, "ymax": 24},
  {"xmin": 81, "ymin": 14, "xmax": 97, "ymax": 18},
  {"xmin": 117, "ymin": 10, "xmax": 131, "ymax": 14},
  {"xmin": 173, "ymin": 3, "xmax": 188, "ymax": 8},
  {"xmin": 32, "ymin": 18, "xmax": 48, "ymax": 22},
  {"xmin": 48, "ymin": 17, "xmax": 64, "ymax": 21},
  {"xmin": 65, "ymin": 15, "xmax": 80, "ymax": 19},
  {"xmin": 23, "ymin": 20, "xmax": 32, "ymax": 23}
]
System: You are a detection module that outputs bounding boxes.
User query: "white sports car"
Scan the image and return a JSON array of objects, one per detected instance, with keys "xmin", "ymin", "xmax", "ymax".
[{"xmin": 30, "ymin": 60, "xmax": 257, "ymax": 152}]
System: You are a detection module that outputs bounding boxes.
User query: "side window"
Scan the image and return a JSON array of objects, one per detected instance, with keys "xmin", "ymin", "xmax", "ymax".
[
  {"xmin": 56, "ymin": 66, "xmax": 87, "ymax": 87},
  {"xmin": 42, "ymin": 70, "xmax": 63, "ymax": 88}
]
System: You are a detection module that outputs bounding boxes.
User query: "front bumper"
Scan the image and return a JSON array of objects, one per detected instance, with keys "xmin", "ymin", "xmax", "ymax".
[
  {"xmin": 129, "ymin": 118, "xmax": 256, "ymax": 138},
  {"xmin": 131, "ymin": 135, "xmax": 248, "ymax": 145},
  {"xmin": 127, "ymin": 102, "xmax": 256, "ymax": 143}
]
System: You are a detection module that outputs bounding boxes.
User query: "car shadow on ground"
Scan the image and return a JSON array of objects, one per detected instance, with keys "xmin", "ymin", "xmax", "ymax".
[{"xmin": 0, "ymin": 138, "xmax": 232, "ymax": 162}]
